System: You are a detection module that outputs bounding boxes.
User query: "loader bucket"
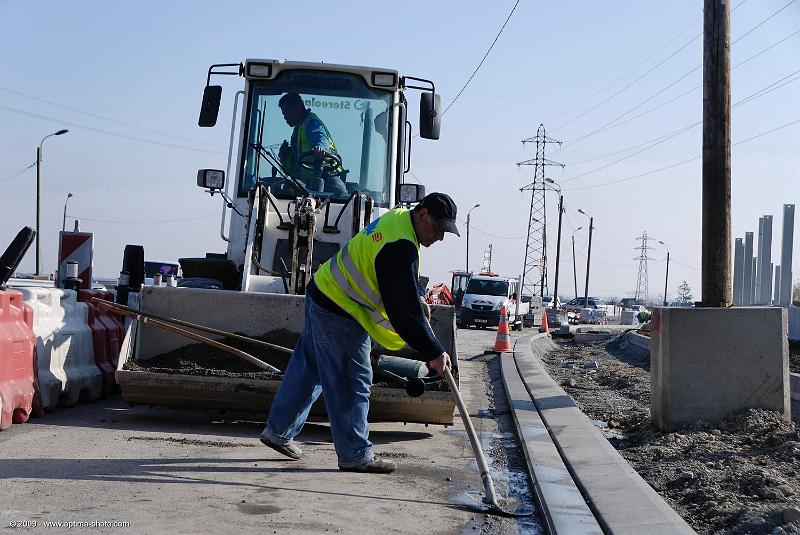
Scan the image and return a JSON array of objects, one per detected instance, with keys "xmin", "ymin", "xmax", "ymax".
[{"xmin": 115, "ymin": 286, "xmax": 458, "ymax": 425}]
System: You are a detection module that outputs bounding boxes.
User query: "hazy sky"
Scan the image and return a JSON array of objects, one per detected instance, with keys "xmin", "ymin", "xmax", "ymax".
[{"xmin": 2, "ymin": 0, "xmax": 798, "ymax": 302}]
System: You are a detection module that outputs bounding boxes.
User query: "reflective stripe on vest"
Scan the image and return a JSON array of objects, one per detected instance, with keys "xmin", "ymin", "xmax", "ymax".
[{"xmin": 313, "ymin": 208, "xmax": 419, "ymax": 350}]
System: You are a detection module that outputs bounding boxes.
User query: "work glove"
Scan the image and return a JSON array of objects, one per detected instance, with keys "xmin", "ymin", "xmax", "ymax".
[{"xmin": 278, "ymin": 140, "xmax": 290, "ymax": 161}]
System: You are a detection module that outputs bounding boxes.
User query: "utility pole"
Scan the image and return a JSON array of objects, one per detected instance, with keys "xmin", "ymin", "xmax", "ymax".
[
  {"xmin": 701, "ymin": 0, "xmax": 732, "ymax": 307},
  {"xmin": 584, "ymin": 217, "xmax": 593, "ymax": 306},
  {"xmin": 572, "ymin": 226, "xmax": 582, "ymax": 299},
  {"xmin": 634, "ymin": 231, "xmax": 654, "ymax": 304},
  {"xmin": 551, "ymin": 194, "xmax": 564, "ymax": 309},
  {"xmin": 517, "ymin": 124, "xmax": 563, "ymax": 301}
]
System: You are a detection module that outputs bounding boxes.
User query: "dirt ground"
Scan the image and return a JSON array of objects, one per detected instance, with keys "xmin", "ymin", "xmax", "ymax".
[{"xmin": 539, "ymin": 335, "xmax": 800, "ymax": 535}]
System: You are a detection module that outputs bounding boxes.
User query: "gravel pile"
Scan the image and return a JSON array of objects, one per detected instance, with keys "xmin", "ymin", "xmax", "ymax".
[{"xmin": 540, "ymin": 336, "xmax": 800, "ymax": 534}]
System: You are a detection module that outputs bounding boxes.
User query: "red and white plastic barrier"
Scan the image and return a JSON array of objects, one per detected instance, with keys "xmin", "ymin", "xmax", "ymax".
[
  {"xmin": 19, "ymin": 288, "xmax": 102, "ymax": 411},
  {"xmin": 78, "ymin": 289, "xmax": 123, "ymax": 396},
  {"xmin": 0, "ymin": 290, "xmax": 36, "ymax": 430}
]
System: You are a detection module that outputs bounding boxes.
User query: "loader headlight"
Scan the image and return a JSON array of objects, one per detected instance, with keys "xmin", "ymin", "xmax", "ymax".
[
  {"xmin": 197, "ymin": 169, "xmax": 225, "ymax": 190},
  {"xmin": 247, "ymin": 62, "xmax": 272, "ymax": 78},
  {"xmin": 372, "ymin": 72, "xmax": 397, "ymax": 87}
]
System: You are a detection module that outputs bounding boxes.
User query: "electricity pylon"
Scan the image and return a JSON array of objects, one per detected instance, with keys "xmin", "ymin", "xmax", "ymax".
[
  {"xmin": 517, "ymin": 124, "xmax": 564, "ymax": 300},
  {"xmin": 634, "ymin": 231, "xmax": 654, "ymax": 303}
]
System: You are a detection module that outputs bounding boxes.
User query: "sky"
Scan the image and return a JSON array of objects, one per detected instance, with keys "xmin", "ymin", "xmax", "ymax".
[{"xmin": 1, "ymin": 0, "xmax": 798, "ymax": 302}]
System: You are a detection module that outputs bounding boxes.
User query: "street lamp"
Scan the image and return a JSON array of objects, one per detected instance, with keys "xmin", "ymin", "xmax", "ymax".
[
  {"xmin": 36, "ymin": 129, "xmax": 69, "ymax": 275},
  {"xmin": 465, "ymin": 204, "xmax": 480, "ymax": 272},
  {"xmin": 658, "ymin": 240, "xmax": 670, "ymax": 306},
  {"xmin": 545, "ymin": 178, "xmax": 564, "ymax": 309},
  {"xmin": 577, "ymin": 208, "xmax": 594, "ymax": 307},
  {"xmin": 62, "ymin": 193, "xmax": 74, "ymax": 232},
  {"xmin": 571, "ymin": 226, "xmax": 583, "ymax": 299}
]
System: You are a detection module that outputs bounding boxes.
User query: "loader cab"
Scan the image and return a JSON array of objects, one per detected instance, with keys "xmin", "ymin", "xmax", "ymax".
[{"xmin": 193, "ymin": 60, "xmax": 440, "ymax": 294}]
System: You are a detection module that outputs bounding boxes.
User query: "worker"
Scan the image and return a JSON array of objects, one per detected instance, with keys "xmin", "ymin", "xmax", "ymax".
[
  {"xmin": 261, "ymin": 192, "xmax": 459, "ymax": 473},
  {"xmin": 373, "ymin": 110, "xmax": 388, "ymax": 142},
  {"xmin": 277, "ymin": 92, "xmax": 346, "ymax": 193}
]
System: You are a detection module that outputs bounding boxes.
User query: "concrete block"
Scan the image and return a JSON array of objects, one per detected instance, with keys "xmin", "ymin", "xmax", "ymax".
[
  {"xmin": 628, "ymin": 331, "xmax": 651, "ymax": 351},
  {"xmin": 574, "ymin": 331, "xmax": 614, "ymax": 344},
  {"xmin": 789, "ymin": 306, "xmax": 800, "ymax": 342},
  {"xmin": 651, "ymin": 307, "xmax": 789, "ymax": 432}
]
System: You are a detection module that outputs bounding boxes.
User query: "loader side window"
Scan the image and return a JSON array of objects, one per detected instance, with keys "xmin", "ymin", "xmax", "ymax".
[{"xmin": 238, "ymin": 70, "xmax": 393, "ymax": 207}]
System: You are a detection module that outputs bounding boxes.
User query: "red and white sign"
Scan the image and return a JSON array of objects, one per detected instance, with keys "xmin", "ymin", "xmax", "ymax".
[{"xmin": 57, "ymin": 232, "xmax": 93, "ymax": 289}]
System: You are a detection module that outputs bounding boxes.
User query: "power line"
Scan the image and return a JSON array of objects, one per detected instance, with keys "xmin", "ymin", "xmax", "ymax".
[
  {"xmin": 442, "ymin": 0, "xmax": 520, "ymax": 115},
  {"xmin": 563, "ymin": 27, "xmax": 800, "ymax": 162},
  {"xmin": 0, "ymin": 162, "xmax": 35, "ymax": 184},
  {"xmin": 546, "ymin": 15, "xmax": 703, "ymax": 128},
  {"xmin": 0, "ymin": 86, "xmax": 224, "ymax": 150},
  {"xmin": 66, "ymin": 213, "xmax": 219, "ymax": 224},
  {"xmin": 0, "ymin": 104, "xmax": 227, "ymax": 155},
  {"xmin": 556, "ymin": 0, "xmax": 798, "ymax": 150},
  {"xmin": 561, "ymin": 66, "xmax": 800, "ymax": 183},
  {"xmin": 564, "ymin": 116, "xmax": 800, "ymax": 191}
]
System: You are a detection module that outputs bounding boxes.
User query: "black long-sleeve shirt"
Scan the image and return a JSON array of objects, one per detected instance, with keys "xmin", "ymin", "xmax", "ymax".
[{"xmin": 307, "ymin": 232, "xmax": 445, "ymax": 364}]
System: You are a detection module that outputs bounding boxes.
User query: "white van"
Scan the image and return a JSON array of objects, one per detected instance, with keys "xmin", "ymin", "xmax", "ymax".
[{"xmin": 457, "ymin": 275, "xmax": 527, "ymax": 329}]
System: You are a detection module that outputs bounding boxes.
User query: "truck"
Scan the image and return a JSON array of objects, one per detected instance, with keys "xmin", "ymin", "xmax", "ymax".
[
  {"xmin": 115, "ymin": 59, "xmax": 459, "ymax": 425},
  {"xmin": 456, "ymin": 274, "xmax": 527, "ymax": 329}
]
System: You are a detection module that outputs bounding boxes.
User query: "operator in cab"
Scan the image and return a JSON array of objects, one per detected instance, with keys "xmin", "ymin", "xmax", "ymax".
[
  {"xmin": 261, "ymin": 193, "xmax": 459, "ymax": 474},
  {"xmin": 277, "ymin": 92, "xmax": 347, "ymax": 195}
]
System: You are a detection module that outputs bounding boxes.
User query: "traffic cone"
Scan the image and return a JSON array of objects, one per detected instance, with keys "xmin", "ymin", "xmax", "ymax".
[
  {"xmin": 540, "ymin": 309, "xmax": 550, "ymax": 336},
  {"xmin": 493, "ymin": 306, "xmax": 514, "ymax": 353}
]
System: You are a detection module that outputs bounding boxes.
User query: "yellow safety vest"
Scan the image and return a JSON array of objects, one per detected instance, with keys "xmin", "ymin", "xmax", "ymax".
[{"xmin": 314, "ymin": 208, "xmax": 420, "ymax": 350}]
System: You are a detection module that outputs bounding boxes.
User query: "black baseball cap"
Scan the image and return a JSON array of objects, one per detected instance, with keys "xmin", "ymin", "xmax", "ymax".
[{"xmin": 420, "ymin": 192, "xmax": 460, "ymax": 236}]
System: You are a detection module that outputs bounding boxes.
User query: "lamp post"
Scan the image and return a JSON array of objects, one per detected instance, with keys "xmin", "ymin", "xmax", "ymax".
[
  {"xmin": 578, "ymin": 209, "xmax": 594, "ymax": 306},
  {"xmin": 571, "ymin": 226, "xmax": 582, "ymax": 299},
  {"xmin": 62, "ymin": 193, "xmax": 73, "ymax": 232},
  {"xmin": 545, "ymin": 178, "xmax": 563, "ymax": 309},
  {"xmin": 465, "ymin": 204, "xmax": 480, "ymax": 272},
  {"xmin": 36, "ymin": 129, "xmax": 69, "ymax": 275},
  {"xmin": 658, "ymin": 240, "xmax": 670, "ymax": 306}
]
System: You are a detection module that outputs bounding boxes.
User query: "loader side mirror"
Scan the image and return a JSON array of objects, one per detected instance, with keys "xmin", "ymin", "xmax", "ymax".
[
  {"xmin": 398, "ymin": 183, "xmax": 425, "ymax": 205},
  {"xmin": 198, "ymin": 85, "xmax": 223, "ymax": 127},
  {"xmin": 419, "ymin": 92, "xmax": 441, "ymax": 140}
]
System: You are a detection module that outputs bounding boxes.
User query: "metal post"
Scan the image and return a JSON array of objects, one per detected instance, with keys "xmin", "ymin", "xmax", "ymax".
[
  {"xmin": 466, "ymin": 214, "xmax": 470, "ymax": 273},
  {"xmin": 572, "ymin": 234, "xmax": 578, "ymax": 299},
  {"xmin": 743, "ymin": 232, "xmax": 754, "ymax": 305},
  {"xmin": 35, "ymin": 146, "xmax": 41, "ymax": 276},
  {"xmin": 62, "ymin": 193, "xmax": 73, "ymax": 232},
  {"xmin": 773, "ymin": 264, "xmax": 781, "ymax": 305},
  {"xmin": 756, "ymin": 217, "xmax": 764, "ymax": 303},
  {"xmin": 584, "ymin": 217, "xmax": 593, "ymax": 306},
  {"xmin": 663, "ymin": 251, "xmax": 670, "ymax": 306},
  {"xmin": 760, "ymin": 215, "xmax": 773, "ymax": 305},
  {"xmin": 552, "ymin": 195, "xmax": 563, "ymax": 309},
  {"xmin": 700, "ymin": 0, "xmax": 732, "ymax": 307},
  {"xmin": 779, "ymin": 204, "xmax": 795, "ymax": 305},
  {"xmin": 733, "ymin": 237, "xmax": 743, "ymax": 305}
]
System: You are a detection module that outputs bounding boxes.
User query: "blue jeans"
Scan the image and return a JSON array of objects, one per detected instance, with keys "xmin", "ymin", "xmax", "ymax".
[{"xmin": 262, "ymin": 294, "xmax": 374, "ymax": 467}]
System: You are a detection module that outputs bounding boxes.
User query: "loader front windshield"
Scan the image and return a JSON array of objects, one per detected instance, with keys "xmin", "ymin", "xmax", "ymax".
[{"xmin": 239, "ymin": 70, "xmax": 393, "ymax": 207}]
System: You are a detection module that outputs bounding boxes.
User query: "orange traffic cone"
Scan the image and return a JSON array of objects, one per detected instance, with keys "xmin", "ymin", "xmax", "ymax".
[
  {"xmin": 540, "ymin": 309, "xmax": 550, "ymax": 335},
  {"xmin": 493, "ymin": 306, "xmax": 514, "ymax": 353}
]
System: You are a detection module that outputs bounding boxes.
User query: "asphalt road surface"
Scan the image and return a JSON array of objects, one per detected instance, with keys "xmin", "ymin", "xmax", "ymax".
[{"xmin": 0, "ymin": 327, "xmax": 541, "ymax": 534}]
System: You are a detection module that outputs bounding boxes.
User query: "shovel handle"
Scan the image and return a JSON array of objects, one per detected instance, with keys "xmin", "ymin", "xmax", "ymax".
[{"xmin": 443, "ymin": 367, "xmax": 499, "ymax": 505}]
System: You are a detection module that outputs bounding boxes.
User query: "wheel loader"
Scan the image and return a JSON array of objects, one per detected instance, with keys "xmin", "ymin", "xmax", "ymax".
[{"xmin": 115, "ymin": 59, "xmax": 459, "ymax": 425}]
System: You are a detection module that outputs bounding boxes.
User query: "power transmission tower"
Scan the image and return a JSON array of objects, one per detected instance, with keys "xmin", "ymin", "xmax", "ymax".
[
  {"xmin": 517, "ymin": 124, "xmax": 564, "ymax": 300},
  {"xmin": 634, "ymin": 231, "xmax": 654, "ymax": 303},
  {"xmin": 481, "ymin": 244, "xmax": 493, "ymax": 274}
]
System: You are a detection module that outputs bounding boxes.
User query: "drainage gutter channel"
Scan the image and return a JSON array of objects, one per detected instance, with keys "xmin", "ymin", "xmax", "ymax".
[{"xmin": 504, "ymin": 333, "xmax": 696, "ymax": 535}]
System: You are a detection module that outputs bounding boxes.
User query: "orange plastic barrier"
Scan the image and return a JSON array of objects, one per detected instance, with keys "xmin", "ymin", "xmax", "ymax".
[
  {"xmin": 0, "ymin": 290, "xmax": 36, "ymax": 430},
  {"xmin": 78, "ymin": 290, "xmax": 122, "ymax": 396}
]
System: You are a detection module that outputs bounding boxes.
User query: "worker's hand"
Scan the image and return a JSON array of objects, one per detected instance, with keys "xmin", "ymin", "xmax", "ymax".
[
  {"xmin": 420, "ymin": 297, "xmax": 432, "ymax": 321},
  {"xmin": 428, "ymin": 352, "xmax": 451, "ymax": 378},
  {"xmin": 279, "ymin": 140, "xmax": 290, "ymax": 161},
  {"xmin": 312, "ymin": 146, "xmax": 325, "ymax": 158}
]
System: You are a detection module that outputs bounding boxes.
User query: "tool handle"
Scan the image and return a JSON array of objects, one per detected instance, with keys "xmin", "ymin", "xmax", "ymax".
[
  {"xmin": 443, "ymin": 367, "xmax": 499, "ymax": 504},
  {"xmin": 93, "ymin": 298, "xmax": 293, "ymax": 355}
]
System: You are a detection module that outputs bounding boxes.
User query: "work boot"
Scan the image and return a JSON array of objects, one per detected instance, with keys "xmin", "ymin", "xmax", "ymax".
[
  {"xmin": 339, "ymin": 456, "xmax": 396, "ymax": 474},
  {"xmin": 260, "ymin": 437, "xmax": 302, "ymax": 460}
]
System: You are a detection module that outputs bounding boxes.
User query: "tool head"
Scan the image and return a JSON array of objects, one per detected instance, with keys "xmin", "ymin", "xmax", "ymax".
[{"xmin": 405, "ymin": 377, "xmax": 426, "ymax": 398}]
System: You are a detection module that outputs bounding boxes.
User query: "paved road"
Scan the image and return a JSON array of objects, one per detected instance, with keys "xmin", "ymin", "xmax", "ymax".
[{"xmin": 0, "ymin": 327, "xmax": 541, "ymax": 534}]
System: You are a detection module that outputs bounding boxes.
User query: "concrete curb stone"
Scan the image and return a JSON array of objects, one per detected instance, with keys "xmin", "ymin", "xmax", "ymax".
[{"xmin": 515, "ymin": 333, "xmax": 696, "ymax": 535}]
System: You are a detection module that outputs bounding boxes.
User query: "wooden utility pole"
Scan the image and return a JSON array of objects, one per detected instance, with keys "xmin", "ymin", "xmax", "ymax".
[{"xmin": 701, "ymin": 0, "xmax": 732, "ymax": 307}]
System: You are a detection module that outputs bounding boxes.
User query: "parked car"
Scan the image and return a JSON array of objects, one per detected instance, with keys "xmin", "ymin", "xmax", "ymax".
[
  {"xmin": 668, "ymin": 300, "xmax": 694, "ymax": 307},
  {"xmin": 561, "ymin": 297, "xmax": 608, "ymax": 324},
  {"xmin": 541, "ymin": 295, "xmax": 562, "ymax": 309}
]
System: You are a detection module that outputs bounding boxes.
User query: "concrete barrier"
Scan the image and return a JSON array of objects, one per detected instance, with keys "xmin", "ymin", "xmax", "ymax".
[
  {"xmin": 627, "ymin": 331, "xmax": 650, "ymax": 351},
  {"xmin": 651, "ymin": 307, "xmax": 788, "ymax": 431},
  {"xmin": 620, "ymin": 310, "xmax": 639, "ymax": 325},
  {"xmin": 789, "ymin": 306, "xmax": 800, "ymax": 342}
]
